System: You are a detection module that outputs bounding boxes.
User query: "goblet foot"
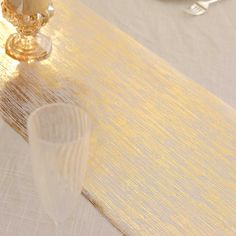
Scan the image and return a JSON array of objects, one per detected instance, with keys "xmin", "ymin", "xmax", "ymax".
[{"xmin": 5, "ymin": 33, "xmax": 52, "ymax": 62}]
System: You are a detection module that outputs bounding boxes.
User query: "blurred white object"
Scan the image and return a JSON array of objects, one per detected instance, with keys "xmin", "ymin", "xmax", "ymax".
[
  {"xmin": 0, "ymin": 118, "xmax": 121, "ymax": 236},
  {"xmin": 28, "ymin": 103, "xmax": 91, "ymax": 235},
  {"xmin": 186, "ymin": 0, "xmax": 221, "ymax": 16}
]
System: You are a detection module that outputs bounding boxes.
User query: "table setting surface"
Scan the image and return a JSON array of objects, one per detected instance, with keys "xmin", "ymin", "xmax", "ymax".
[
  {"xmin": 81, "ymin": 0, "xmax": 236, "ymax": 108},
  {"xmin": 0, "ymin": 0, "xmax": 236, "ymax": 235},
  {"xmin": 0, "ymin": 118, "xmax": 122, "ymax": 236}
]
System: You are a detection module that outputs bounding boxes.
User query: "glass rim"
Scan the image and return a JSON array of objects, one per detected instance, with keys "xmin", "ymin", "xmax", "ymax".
[{"xmin": 27, "ymin": 103, "xmax": 92, "ymax": 145}]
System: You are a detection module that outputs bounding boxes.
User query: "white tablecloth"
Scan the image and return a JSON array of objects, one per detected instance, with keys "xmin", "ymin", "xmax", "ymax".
[
  {"xmin": 81, "ymin": 0, "xmax": 236, "ymax": 108},
  {"xmin": 1, "ymin": 1, "xmax": 236, "ymax": 235}
]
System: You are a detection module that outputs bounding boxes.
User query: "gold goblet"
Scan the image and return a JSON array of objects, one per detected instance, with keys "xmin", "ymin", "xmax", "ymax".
[{"xmin": 1, "ymin": 0, "xmax": 54, "ymax": 62}]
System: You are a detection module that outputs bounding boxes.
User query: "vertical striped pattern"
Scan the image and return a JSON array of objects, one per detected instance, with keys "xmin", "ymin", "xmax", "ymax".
[{"xmin": 28, "ymin": 104, "xmax": 91, "ymax": 223}]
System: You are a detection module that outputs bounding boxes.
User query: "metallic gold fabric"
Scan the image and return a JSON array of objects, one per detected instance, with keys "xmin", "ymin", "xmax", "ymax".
[{"xmin": 0, "ymin": 1, "xmax": 236, "ymax": 235}]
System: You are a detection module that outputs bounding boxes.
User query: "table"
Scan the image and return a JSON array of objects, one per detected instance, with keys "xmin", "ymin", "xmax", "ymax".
[
  {"xmin": 0, "ymin": 0, "xmax": 236, "ymax": 235},
  {"xmin": 81, "ymin": 0, "xmax": 236, "ymax": 108},
  {"xmin": 0, "ymin": 118, "xmax": 121, "ymax": 236}
]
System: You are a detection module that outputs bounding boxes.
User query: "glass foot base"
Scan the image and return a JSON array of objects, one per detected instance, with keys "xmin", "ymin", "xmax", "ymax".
[{"xmin": 5, "ymin": 33, "xmax": 52, "ymax": 62}]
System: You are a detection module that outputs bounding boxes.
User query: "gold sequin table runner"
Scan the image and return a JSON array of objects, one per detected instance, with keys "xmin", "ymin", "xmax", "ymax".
[{"xmin": 0, "ymin": 1, "xmax": 236, "ymax": 235}]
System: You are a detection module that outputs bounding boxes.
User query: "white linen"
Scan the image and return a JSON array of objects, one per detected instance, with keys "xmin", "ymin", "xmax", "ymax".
[
  {"xmin": 1, "ymin": 1, "xmax": 235, "ymax": 235},
  {"xmin": 80, "ymin": 0, "xmax": 236, "ymax": 108},
  {"xmin": 0, "ymin": 120, "xmax": 121, "ymax": 236}
]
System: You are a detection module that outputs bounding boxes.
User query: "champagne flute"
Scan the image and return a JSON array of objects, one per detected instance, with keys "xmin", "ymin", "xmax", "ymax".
[{"xmin": 27, "ymin": 103, "xmax": 91, "ymax": 235}]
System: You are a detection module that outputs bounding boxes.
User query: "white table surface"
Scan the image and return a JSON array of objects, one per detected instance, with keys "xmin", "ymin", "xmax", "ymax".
[
  {"xmin": 1, "ymin": 0, "xmax": 236, "ymax": 235},
  {"xmin": 81, "ymin": 0, "xmax": 236, "ymax": 109}
]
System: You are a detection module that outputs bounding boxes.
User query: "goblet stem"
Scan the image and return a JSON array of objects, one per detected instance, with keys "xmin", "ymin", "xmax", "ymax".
[{"xmin": 5, "ymin": 32, "xmax": 52, "ymax": 62}]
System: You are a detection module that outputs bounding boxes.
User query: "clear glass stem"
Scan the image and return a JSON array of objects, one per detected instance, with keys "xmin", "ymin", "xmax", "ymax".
[{"xmin": 5, "ymin": 32, "xmax": 52, "ymax": 62}]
